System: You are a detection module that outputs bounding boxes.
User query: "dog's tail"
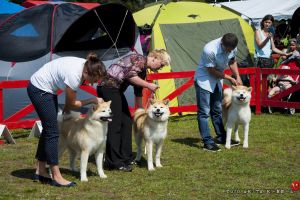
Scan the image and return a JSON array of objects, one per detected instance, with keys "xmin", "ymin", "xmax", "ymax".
[{"xmin": 222, "ymin": 88, "xmax": 232, "ymax": 109}]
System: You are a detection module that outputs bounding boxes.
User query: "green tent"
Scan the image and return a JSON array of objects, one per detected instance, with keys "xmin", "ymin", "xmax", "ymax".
[{"xmin": 134, "ymin": 2, "xmax": 255, "ymax": 109}]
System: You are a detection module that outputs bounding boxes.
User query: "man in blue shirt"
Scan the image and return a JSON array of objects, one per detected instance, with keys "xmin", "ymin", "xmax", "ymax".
[{"xmin": 194, "ymin": 33, "xmax": 242, "ymax": 152}]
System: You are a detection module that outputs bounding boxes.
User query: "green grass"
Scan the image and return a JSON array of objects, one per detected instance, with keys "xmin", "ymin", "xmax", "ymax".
[{"xmin": 0, "ymin": 113, "xmax": 299, "ymax": 200}]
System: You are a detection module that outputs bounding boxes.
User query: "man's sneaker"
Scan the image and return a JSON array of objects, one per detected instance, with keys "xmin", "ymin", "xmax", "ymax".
[
  {"xmin": 203, "ymin": 143, "xmax": 221, "ymax": 152},
  {"xmin": 215, "ymin": 138, "xmax": 240, "ymax": 147}
]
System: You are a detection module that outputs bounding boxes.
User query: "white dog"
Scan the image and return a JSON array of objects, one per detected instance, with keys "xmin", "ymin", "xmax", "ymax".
[
  {"xmin": 222, "ymin": 86, "xmax": 252, "ymax": 149},
  {"xmin": 133, "ymin": 99, "xmax": 170, "ymax": 171},
  {"xmin": 58, "ymin": 100, "xmax": 112, "ymax": 181}
]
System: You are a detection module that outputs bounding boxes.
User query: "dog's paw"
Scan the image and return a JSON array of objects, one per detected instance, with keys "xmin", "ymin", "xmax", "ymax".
[
  {"xmin": 148, "ymin": 167, "xmax": 155, "ymax": 171},
  {"xmin": 225, "ymin": 144, "xmax": 231, "ymax": 149},
  {"xmin": 99, "ymin": 174, "xmax": 107, "ymax": 179},
  {"xmin": 80, "ymin": 177, "xmax": 88, "ymax": 182},
  {"xmin": 156, "ymin": 163, "xmax": 163, "ymax": 168},
  {"xmin": 243, "ymin": 144, "xmax": 248, "ymax": 148}
]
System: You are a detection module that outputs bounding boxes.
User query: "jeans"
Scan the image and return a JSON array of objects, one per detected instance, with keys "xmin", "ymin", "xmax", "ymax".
[
  {"xmin": 194, "ymin": 82, "xmax": 226, "ymax": 144},
  {"xmin": 27, "ymin": 82, "xmax": 59, "ymax": 165}
]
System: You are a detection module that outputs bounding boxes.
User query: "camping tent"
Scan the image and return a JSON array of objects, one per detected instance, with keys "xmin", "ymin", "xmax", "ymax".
[
  {"xmin": 0, "ymin": 0, "xmax": 24, "ymax": 23},
  {"xmin": 291, "ymin": 7, "xmax": 300, "ymax": 38},
  {"xmin": 0, "ymin": 3, "xmax": 141, "ymax": 120},
  {"xmin": 220, "ymin": 0, "xmax": 300, "ymax": 28},
  {"xmin": 0, "ymin": 0, "xmax": 24, "ymax": 14},
  {"xmin": 133, "ymin": 1, "xmax": 254, "ymax": 108},
  {"xmin": 22, "ymin": 0, "xmax": 100, "ymax": 9}
]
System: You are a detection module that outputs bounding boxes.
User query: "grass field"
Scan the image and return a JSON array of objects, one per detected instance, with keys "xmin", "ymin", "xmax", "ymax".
[{"xmin": 0, "ymin": 112, "xmax": 299, "ymax": 200}]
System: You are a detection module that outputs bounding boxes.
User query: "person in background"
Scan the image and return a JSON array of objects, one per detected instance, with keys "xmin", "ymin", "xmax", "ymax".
[
  {"xmin": 281, "ymin": 38, "xmax": 300, "ymax": 64},
  {"xmin": 296, "ymin": 26, "xmax": 300, "ymax": 49},
  {"xmin": 268, "ymin": 65, "xmax": 297, "ymax": 98},
  {"xmin": 254, "ymin": 14, "xmax": 289, "ymax": 68},
  {"xmin": 27, "ymin": 53, "xmax": 106, "ymax": 187},
  {"xmin": 97, "ymin": 49, "xmax": 170, "ymax": 172},
  {"xmin": 194, "ymin": 33, "xmax": 242, "ymax": 152}
]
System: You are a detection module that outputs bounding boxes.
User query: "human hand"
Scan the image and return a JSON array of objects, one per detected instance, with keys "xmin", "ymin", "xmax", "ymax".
[
  {"xmin": 97, "ymin": 97, "xmax": 104, "ymax": 104},
  {"xmin": 229, "ymin": 77, "xmax": 238, "ymax": 86},
  {"xmin": 93, "ymin": 97, "xmax": 103, "ymax": 104},
  {"xmin": 236, "ymin": 76, "xmax": 243, "ymax": 86},
  {"xmin": 267, "ymin": 32, "xmax": 272, "ymax": 39},
  {"xmin": 148, "ymin": 83, "xmax": 159, "ymax": 92}
]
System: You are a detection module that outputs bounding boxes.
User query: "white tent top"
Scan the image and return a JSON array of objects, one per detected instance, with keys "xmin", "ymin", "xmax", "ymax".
[{"xmin": 220, "ymin": 0, "xmax": 299, "ymax": 26}]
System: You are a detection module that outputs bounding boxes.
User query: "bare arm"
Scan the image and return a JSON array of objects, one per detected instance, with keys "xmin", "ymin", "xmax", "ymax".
[
  {"xmin": 255, "ymin": 29, "xmax": 271, "ymax": 49},
  {"xmin": 206, "ymin": 61, "xmax": 242, "ymax": 86},
  {"xmin": 206, "ymin": 67, "xmax": 238, "ymax": 85},
  {"xmin": 270, "ymin": 37, "xmax": 288, "ymax": 56},
  {"xmin": 229, "ymin": 60, "xmax": 242, "ymax": 85},
  {"xmin": 128, "ymin": 76, "xmax": 159, "ymax": 92},
  {"xmin": 255, "ymin": 30, "xmax": 287, "ymax": 56},
  {"xmin": 63, "ymin": 86, "xmax": 102, "ymax": 113}
]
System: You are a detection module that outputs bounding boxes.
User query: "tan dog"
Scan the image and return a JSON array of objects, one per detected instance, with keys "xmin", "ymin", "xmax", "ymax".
[
  {"xmin": 58, "ymin": 101, "xmax": 112, "ymax": 181},
  {"xmin": 222, "ymin": 86, "xmax": 252, "ymax": 149},
  {"xmin": 133, "ymin": 99, "xmax": 170, "ymax": 171}
]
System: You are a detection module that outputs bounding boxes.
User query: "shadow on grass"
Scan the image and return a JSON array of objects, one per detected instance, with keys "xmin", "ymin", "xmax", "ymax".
[
  {"xmin": 11, "ymin": 168, "xmax": 36, "ymax": 180},
  {"xmin": 10, "ymin": 167, "xmax": 87, "ymax": 180},
  {"xmin": 171, "ymin": 137, "xmax": 201, "ymax": 148}
]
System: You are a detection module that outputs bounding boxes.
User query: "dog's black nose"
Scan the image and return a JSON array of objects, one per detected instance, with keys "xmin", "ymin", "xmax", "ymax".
[{"xmin": 156, "ymin": 109, "xmax": 160, "ymax": 112}]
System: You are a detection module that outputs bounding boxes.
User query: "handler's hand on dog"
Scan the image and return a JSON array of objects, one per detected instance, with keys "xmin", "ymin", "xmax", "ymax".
[
  {"xmin": 236, "ymin": 76, "xmax": 243, "ymax": 86},
  {"xmin": 92, "ymin": 97, "xmax": 104, "ymax": 105},
  {"xmin": 230, "ymin": 77, "xmax": 238, "ymax": 86},
  {"xmin": 148, "ymin": 83, "xmax": 159, "ymax": 92},
  {"xmin": 96, "ymin": 97, "xmax": 104, "ymax": 104}
]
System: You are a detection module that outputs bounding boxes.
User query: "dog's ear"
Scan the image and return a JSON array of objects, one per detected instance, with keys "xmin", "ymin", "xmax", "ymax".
[
  {"xmin": 248, "ymin": 87, "xmax": 252, "ymax": 92},
  {"xmin": 149, "ymin": 98, "xmax": 155, "ymax": 105},
  {"xmin": 163, "ymin": 99, "xmax": 170, "ymax": 106},
  {"xmin": 107, "ymin": 100, "xmax": 112, "ymax": 105},
  {"xmin": 232, "ymin": 85, "xmax": 237, "ymax": 90}
]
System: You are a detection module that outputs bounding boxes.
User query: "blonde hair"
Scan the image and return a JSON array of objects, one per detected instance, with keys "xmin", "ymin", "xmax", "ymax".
[{"xmin": 148, "ymin": 49, "xmax": 171, "ymax": 66}]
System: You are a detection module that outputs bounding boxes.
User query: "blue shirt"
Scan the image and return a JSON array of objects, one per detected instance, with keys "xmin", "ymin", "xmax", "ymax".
[{"xmin": 194, "ymin": 37, "xmax": 237, "ymax": 93}]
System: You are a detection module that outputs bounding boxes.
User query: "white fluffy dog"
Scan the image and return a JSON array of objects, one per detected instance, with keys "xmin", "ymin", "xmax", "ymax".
[
  {"xmin": 58, "ymin": 100, "xmax": 112, "ymax": 181},
  {"xmin": 133, "ymin": 99, "xmax": 170, "ymax": 171},
  {"xmin": 222, "ymin": 86, "xmax": 252, "ymax": 149}
]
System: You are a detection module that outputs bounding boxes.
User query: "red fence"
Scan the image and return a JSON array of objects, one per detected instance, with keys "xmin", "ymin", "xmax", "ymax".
[
  {"xmin": 0, "ymin": 80, "xmax": 97, "ymax": 129},
  {"xmin": 1, "ymin": 67, "xmax": 300, "ymax": 130},
  {"xmin": 144, "ymin": 68, "xmax": 261, "ymax": 113}
]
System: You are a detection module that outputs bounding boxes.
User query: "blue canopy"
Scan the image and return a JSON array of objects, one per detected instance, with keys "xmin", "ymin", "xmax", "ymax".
[{"xmin": 0, "ymin": 0, "xmax": 24, "ymax": 14}]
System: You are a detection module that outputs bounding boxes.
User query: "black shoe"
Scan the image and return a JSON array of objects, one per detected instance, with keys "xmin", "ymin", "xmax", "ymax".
[
  {"xmin": 131, "ymin": 160, "xmax": 141, "ymax": 165},
  {"xmin": 50, "ymin": 180, "xmax": 77, "ymax": 187},
  {"xmin": 203, "ymin": 143, "xmax": 221, "ymax": 152},
  {"xmin": 125, "ymin": 160, "xmax": 137, "ymax": 165},
  {"xmin": 32, "ymin": 174, "xmax": 52, "ymax": 184},
  {"xmin": 215, "ymin": 138, "xmax": 240, "ymax": 147},
  {"xmin": 116, "ymin": 165, "xmax": 132, "ymax": 172}
]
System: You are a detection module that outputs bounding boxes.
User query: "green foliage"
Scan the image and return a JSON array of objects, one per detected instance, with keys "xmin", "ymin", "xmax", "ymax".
[{"xmin": 0, "ymin": 113, "xmax": 299, "ymax": 199}]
